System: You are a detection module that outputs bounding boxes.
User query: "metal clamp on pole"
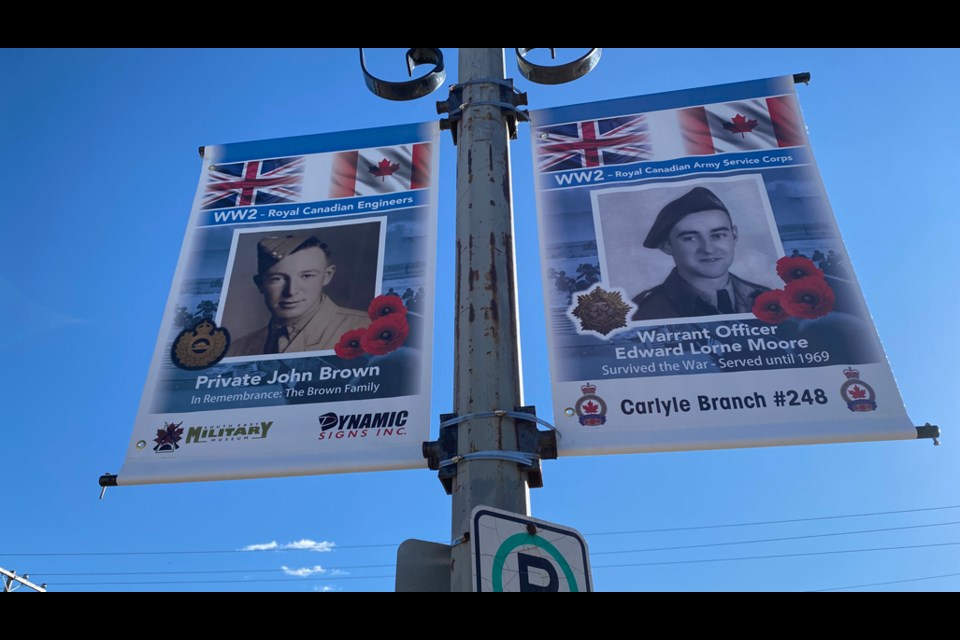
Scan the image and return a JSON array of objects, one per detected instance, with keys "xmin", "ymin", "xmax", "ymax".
[
  {"xmin": 423, "ymin": 416, "xmax": 459, "ymax": 494},
  {"xmin": 423, "ymin": 406, "xmax": 558, "ymax": 494},
  {"xmin": 515, "ymin": 48, "xmax": 601, "ymax": 85},
  {"xmin": 359, "ymin": 48, "xmax": 446, "ymax": 101},
  {"xmin": 437, "ymin": 80, "xmax": 529, "ymax": 145}
]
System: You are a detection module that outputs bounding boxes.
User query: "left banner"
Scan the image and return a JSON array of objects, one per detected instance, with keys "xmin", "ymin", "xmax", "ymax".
[{"xmin": 118, "ymin": 123, "xmax": 439, "ymax": 485}]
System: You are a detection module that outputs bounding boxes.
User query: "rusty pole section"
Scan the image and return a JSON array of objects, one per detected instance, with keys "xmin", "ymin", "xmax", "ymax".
[{"xmin": 450, "ymin": 48, "xmax": 528, "ymax": 591}]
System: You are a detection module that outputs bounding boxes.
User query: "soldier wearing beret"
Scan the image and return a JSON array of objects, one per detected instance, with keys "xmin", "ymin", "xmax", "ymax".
[
  {"xmin": 228, "ymin": 235, "xmax": 368, "ymax": 356},
  {"xmin": 632, "ymin": 186, "xmax": 767, "ymax": 321}
]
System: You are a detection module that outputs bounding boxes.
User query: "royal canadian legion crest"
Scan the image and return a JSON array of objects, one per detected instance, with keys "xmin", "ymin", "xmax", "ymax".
[
  {"xmin": 171, "ymin": 319, "xmax": 230, "ymax": 370},
  {"xmin": 840, "ymin": 367, "xmax": 877, "ymax": 412},
  {"xmin": 571, "ymin": 286, "xmax": 631, "ymax": 336},
  {"xmin": 575, "ymin": 382, "xmax": 607, "ymax": 427}
]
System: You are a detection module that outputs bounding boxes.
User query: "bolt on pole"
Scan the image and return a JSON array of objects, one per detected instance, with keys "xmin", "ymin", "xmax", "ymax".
[{"xmin": 450, "ymin": 48, "xmax": 529, "ymax": 592}]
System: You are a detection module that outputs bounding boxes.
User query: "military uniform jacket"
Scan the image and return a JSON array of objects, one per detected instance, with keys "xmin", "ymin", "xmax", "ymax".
[
  {"xmin": 631, "ymin": 268, "xmax": 767, "ymax": 321},
  {"xmin": 228, "ymin": 296, "xmax": 369, "ymax": 356}
]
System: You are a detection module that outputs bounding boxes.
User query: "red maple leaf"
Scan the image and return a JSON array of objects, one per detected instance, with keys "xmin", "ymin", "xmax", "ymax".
[
  {"xmin": 850, "ymin": 385, "xmax": 867, "ymax": 399},
  {"xmin": 722, "ymin": 113, "xmax": 758, "ymax": 138},
  {"xmin": 369, "ymin": 158, "xmax": 400, "ymax": 181},
  {"xmin": 583, "ymin": 400, "xmax": 599, "ymax": 414}
]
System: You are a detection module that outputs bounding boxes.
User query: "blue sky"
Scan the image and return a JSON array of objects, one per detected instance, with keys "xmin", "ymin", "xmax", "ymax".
[{"xmin": 1, "ymin": 48, "xmax": 957, "ymax": 592}]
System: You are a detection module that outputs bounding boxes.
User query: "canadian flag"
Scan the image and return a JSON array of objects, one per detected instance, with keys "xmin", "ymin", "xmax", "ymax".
[
  {"xmin": 329, "ymin": 143, "xmax": 432, "ymax": 198},
  {"xmin": 679, "ymin": 95, "xmax": 805, "ymax": 155}
]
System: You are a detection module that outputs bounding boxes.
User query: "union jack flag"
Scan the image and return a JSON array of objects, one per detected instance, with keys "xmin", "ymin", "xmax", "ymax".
[
  {"xmin": 202, "ymin": 156, "xmax": 304, "ymax": 210},
  {"xmin": 536, "ymin": 115, "xmax": 652, "ymax": 172}
]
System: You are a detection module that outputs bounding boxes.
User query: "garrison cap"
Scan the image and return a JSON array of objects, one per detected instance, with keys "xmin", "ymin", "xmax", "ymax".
[
  {"xmin": 257, "ymin": 236, "xmax": 330, "ymax": 275},
  {"xmin": 643, "ymin": 186, "xmax": 730, "ymax": 248}
]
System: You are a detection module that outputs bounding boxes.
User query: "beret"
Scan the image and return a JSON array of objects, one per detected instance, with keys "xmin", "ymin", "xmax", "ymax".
[{"xmin": 643, "ymin": 186, "xmax": 730, "ymax": 248}]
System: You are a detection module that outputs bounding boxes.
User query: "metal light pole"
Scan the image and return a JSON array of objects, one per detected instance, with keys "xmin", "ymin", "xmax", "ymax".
[
  {"xmin": 362, "ymin": 47, "xmax": 599, "ymax": 592},
  {"xmin": 448, "ymin": 48, "xmax": 528, "ymax": 592}
]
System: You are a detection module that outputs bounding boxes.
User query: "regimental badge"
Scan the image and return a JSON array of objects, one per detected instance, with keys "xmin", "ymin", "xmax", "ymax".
[
  {"xmin": 571, "ymin": 286, "xmax": 631, "ymax": 336},
  {"xmin": 171, "ymin": 319, "xmax": 230, "ymax": 370},
  {"xmin": 575, "ymin": 382, "xmax": 607, "ymax": 427},
  {"xmin": 153, "ymin": 421, "xmax": 184, "ymax": 453},
  {"xmin": 840, "ymin": 367, "xmax": 877, "ymax": 412}
]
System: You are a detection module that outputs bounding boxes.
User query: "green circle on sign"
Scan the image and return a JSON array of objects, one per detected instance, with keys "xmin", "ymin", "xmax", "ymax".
[{"xmin": 491, "ymin": 533, "xmax": 579, "ymax": 592}]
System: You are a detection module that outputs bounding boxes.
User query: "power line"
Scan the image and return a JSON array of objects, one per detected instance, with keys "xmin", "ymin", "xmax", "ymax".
[
  {"xmin": 591, "ymin": 541, "xmax": 960, "ymax": 568},
  {"xmin": 53, "ymin": 575, "xmax": 395, "ymax": 587},
  {"xmin": 4, "ymin": 505, "xmax": 958, "ymax": 559},
  {"xmin": 809, "ymin": 571, "xmax": 960, "ymax": 592},
  {"xmin": 0, "ymin": 543, "xmax": 398, "ymax": 558},
  {"xmin": 37, "ymin": 542, "xmax": 960, "ymax": 583},
  {"xmin": 583, "ymin": 504, "xmax": 960, "ymax": 536},
  {"xmin": 37, "ymin": 564, "xmax": 394, "ymax": 577},
  {"xmin": 591, "ymin": 521, "xmax": 960, "ymax": 556},
  {"xmin": 49, "ymin": 549, "xmax": 960, "ymax": 588}
]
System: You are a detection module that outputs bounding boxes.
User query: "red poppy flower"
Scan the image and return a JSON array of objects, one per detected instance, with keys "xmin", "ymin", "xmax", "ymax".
[
  {"xmin": 782, "ymin": 277, "xmax": 835, "ymax": 319},
  {"xmin": 360, "ymin": 314, "xmax": 410, "ymax": 356},
  {"xmin": 752, "ymin": 289, "xmax": 790, "ymax": 324},
  {"xmin": 367, "ymin": 294, "xmax": 408, "ymax": 321},
  {"xmin": 776, "ymin": 256, "xmax": 823, "ymax": 283},
  {"xmin": 334, "ymin": 328, "xmax": 367, "ymax": 359}
]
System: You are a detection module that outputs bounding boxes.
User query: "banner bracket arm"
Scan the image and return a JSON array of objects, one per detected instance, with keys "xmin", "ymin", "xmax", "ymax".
[
  {"xmin": 916, "ymin": 423, "xmax": 940, "ymax": 445},
  {"xmin": 98, "ymin": 473, "xmax": 118, "ymax": 500}
]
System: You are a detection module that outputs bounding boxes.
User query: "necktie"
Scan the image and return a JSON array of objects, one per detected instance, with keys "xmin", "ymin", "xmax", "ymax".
[
  {"xmin": 717, "ymin": 289, "xmax": 734, "ymax": 314},
  {"xmin": 263, "ymin": 327, "xmax": 288, "ymax": 354}
]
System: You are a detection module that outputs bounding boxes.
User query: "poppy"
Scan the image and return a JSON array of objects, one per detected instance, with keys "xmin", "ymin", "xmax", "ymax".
[
  {"xmin": 782, "ymin": 277, "xmax": 835, "ymax": 319},
  {"xmin": 334, "ymin": 328, "xmax": 368, "ymax": 359},
  {"xmin": 360, "ymin": 315, "xmax": 410, "ymax": 356},
  {"xmin": 367, "ymin": 294, "xmax": 408, "ymax": 321},
  {"xmin": 776, "ymin": 256, "xmax": 823, "ymax": 283},
  {"xmin": 752, "ymin": 289, "xmax": 790, "ymax": 324}
]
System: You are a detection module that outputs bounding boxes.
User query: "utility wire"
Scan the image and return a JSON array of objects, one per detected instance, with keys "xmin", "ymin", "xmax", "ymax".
[
  {"xmin": 0, "ymin": 543, "xmax": 397, "ymax": 558},
  {"xmin": 51, "ymin": 556, "xmax": 960, "ymax": 589},
  {"xmin": 591, "ymin": 520, "xmax": 960, "ymax": 556},
  {"xmin": 591, "ymin": 541, "xmax": 960, "ymax": 568},
  {"xmin": 54, "ymin": 575, "xmax": 395, "ymax": 587},
  {"xmin": 4, "ymin": 505, "xmax": 958, "ymax": 559},
  {"xmin": 34, "ymin": 564, "xmax": 395, "ymax": 577},
  {"xmin": 808, "ymin": 571, "xmax": 960, "ymax": 592},
  {"xmin": 35, "ymin": 542, "xmax": 960, "ymax": 583},
  {"xmin": 582, "ymin": 504, "xmax": 960, "ymax": 536}
]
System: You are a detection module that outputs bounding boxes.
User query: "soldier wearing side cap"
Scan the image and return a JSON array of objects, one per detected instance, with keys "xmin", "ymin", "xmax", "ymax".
[
  {"xmin": 631, "ymin": 186, "xmax": 768, "ymax": 321},
  {"xmin": 227, "ymin": 235, "xmax": 368, "ymax": 357}
]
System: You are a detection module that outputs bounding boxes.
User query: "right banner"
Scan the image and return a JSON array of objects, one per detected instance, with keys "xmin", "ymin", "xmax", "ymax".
[{"xmin": 531, "ymin": 75, "xmax": 916, "ymax": 455}]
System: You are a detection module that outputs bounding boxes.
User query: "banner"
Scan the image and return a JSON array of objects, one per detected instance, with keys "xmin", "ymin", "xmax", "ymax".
[
  {"xmin": 531, "ymin": 76, "xmax": 915, "ymax": 455},
  {"xmin": 119, "ymin": 123, "xmax": 439, "ymax": 484}
]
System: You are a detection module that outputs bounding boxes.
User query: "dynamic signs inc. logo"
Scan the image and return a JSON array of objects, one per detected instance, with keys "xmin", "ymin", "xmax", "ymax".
[{"xmin": 318, "ymin": 411, "xmax": 408, "ymax": 440}]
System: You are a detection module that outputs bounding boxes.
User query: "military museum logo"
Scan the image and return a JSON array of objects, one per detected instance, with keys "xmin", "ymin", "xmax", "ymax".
[
  {"xmin": 153, "ymin": 421, "xmax": 274, "ymax": 454},
  {"xmin": 571, "ymin": 286, "xmax": 631, "ymax": 336},
  {"xmin": 171, "ymin": 319, "xmax": 230, "ymax": 370},
  {"xmin": 153, "ymin": 421, "xmax": 184, "ymax": 453},
  {"xmin": 840, "ymin": 368, "xmax": 877, "ymax": 412},
  {"xmin": 575, "ymin": 383, "xmax": 607, "ymax": 427}
]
